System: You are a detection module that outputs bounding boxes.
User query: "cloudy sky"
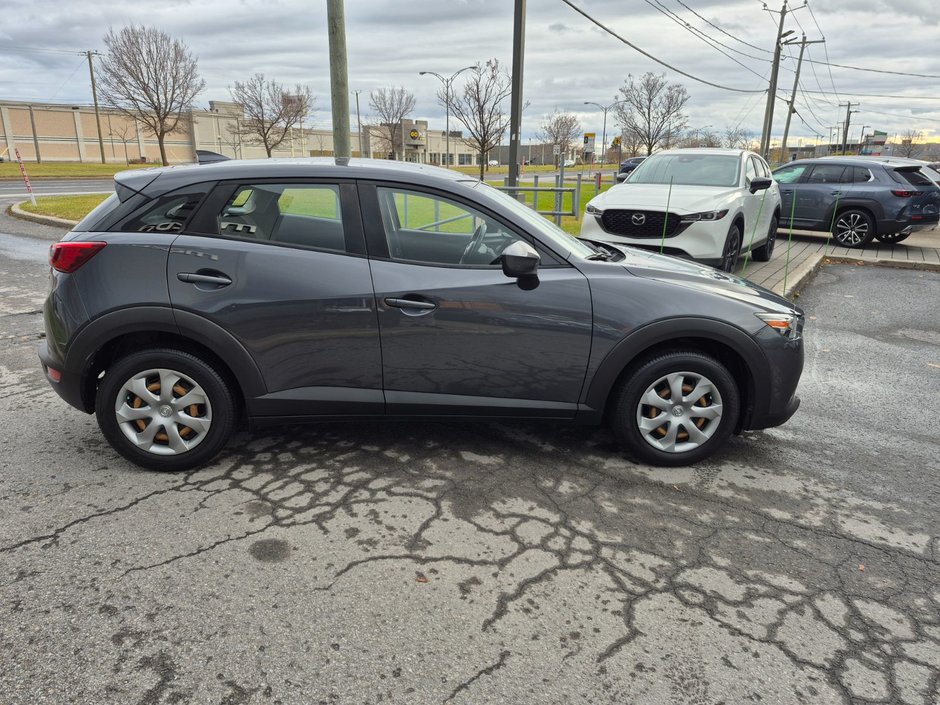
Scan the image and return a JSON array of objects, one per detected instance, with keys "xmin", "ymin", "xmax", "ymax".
[{"xmin": 3, "ymin": 0, "xmax": 939, "ymax": 146}]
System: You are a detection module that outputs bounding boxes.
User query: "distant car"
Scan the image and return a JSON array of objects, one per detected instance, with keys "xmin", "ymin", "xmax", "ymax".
[
  {"xmin": 581, "ymin": 149, "xmax": 780, "ymax": 272},
  {"xmin": 487, "ymin": 160, "xmax": 500, "ymax": 167},
  {"xmin": 615, "ymin": 156, "xmax": 646, "ymax": 183},
  {"xmin": 39, "ymin": 158, "xmax": 804, "ymax": 470},
  {"xmin": 773, "ymin": 157, "xmax": 940, "ymax": 246},
  {"xmin": 563, "ymin": 159, "xmax": 576, "ymax": 167}
]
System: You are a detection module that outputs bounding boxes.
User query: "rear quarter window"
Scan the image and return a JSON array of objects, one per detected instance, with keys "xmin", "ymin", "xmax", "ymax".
[{"xmin": 72, "ymin": 193, "xmax": 121, "ymax": 232}]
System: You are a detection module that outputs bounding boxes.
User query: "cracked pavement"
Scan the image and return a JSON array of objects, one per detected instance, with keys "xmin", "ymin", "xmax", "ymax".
[{"xmin": 0, "ymin": 221, "xmax": 938, "ymax": 704}]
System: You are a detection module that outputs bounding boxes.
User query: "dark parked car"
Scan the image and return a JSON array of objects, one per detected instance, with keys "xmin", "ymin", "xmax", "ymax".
[
  {"xmin": 40, "ymin": 159, "xmax": 805, "ymax": 471},
  {"xmin": 615, "ymin": 156, "xmax": 646, "ymax": 183},
  {"xmin": 772, "ymin": 157, "xmax": 940, "ymax": 246}
]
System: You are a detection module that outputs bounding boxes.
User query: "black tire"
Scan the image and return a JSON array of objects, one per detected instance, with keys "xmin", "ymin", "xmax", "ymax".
[
  {"xmin": 609, "ymin": 351, "xmax": 740, "ymax": 466},
  {"xmin": 720, "ymin": 224, "xmax": 742, "ymax": 272},
  {"xmin": 751, "ymin": 215, "xmax": 778, "ymax": 262},
  {"xmin": 875, "ymin": 231, "xmax": 911, "ymax": 245},
  {"xmin": 95, "ymin": 348, "xmax": 237, "ymax": 471},
  {"xmin": 831, "ymin": 209, "xmax": 875, "ymax": 248}
]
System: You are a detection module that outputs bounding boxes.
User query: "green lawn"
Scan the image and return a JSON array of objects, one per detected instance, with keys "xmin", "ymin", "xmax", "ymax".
[
  {"xmin": 19, "ymin": 194, "xmax": 109, "ymax": 222},
  {"xmin": 0, "ymin": 162, "xmax": 148, "ymax": 180}
]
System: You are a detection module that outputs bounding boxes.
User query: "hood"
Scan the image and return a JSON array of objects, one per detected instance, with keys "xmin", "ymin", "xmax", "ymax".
[
  {"xmin": 596, "ymin": 183, "xmax": 740, "ymax": 213},
  {"xmin": 587, "ymin": 240, "xmax": 798, "ymax": 314}
]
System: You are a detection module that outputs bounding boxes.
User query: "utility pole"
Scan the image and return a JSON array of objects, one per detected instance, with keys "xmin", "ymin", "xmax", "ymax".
[
  {"xmin": 352, "ymin": 89, "xmax": 363, "ymax": 157},
  {"xmin": 840, "ymin": 102, "xmax": 858, "ymax": 156},
  {"xmin": 759, "ymin": 1, "xmax": 789, "ymax": 158},
  {"xmin": 856, "ymin": 124, "xmax": 870, "ymax": 155},
  {"xmin": 779, "ymin": 36, "xmax": 824, "ymax": 163},
  {"xmin": 326, "ymin": 0, "xmax": 351, "ymax": 158},
  {"xmin": 85, "ymin": 50, "xmax": 106, "ymax": 164},
  {"xmin": 507, "ymin": 0, "xmax": 526, "ymax": 187}
]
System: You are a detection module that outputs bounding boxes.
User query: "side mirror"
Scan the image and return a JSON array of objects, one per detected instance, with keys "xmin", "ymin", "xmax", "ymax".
[
  {"xmin": 501, "ymin": 240, "xmax": 540, "ymax": 287},
  {"xmin": 749, "ymin": 177, "xmax": 773, "ymax": 193}
]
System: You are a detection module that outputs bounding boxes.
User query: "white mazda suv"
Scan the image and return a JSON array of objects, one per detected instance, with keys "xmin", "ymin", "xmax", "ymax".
[{"xmin": 580, "ymin": 149, "xmax": 782, "ymax": 271}]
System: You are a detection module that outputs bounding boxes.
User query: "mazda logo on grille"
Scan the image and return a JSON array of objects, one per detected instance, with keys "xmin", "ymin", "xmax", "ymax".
[{"xmin": 631, "ymin": 213, "xmax": 646, "ymax": 225}]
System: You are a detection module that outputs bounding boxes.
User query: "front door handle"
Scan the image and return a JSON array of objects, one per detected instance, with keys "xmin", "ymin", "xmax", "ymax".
[
  {"xmin": 384, "ymin": 297, "xmax": 437, "ymax": 311},
  {"xmin": 177, "ymin": 271, "xmax": 233, "ymax": 287},
  {"xmin": 830, "ymin": 191, "xmax": 843, "ymax": 196}
]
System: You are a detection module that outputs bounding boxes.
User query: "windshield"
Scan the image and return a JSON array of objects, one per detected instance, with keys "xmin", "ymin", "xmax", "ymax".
[
  {"xmin": 470, "ymin": 181, "xmax": 597, "ymax": 259},
  {"xmin": 629, "ymin": 153, "xmax": 741, "ymax": 188}
]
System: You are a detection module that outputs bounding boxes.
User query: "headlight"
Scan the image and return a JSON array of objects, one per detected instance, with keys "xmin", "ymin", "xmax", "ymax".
[
  {"xmin": 755, "ymin": 312, "xmax": 802, "ymax": 340},
  {"xmin": 586, "ymin": 203, "xmax": 603, "ymax": 216},
  {"xmin": 680, "ymin": 209, "xmax": 729, "ymax": 222}
]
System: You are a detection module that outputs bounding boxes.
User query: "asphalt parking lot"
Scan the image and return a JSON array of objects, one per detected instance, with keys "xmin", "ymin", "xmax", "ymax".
[{"xmin": 0, "ymin": 215, "xmax": 938, "ymax": 704}]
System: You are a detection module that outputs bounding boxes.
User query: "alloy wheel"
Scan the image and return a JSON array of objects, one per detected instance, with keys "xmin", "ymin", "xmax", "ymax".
[{"xmin": 834, "ymin": 212, "xmax": 870, "ymax": 246}]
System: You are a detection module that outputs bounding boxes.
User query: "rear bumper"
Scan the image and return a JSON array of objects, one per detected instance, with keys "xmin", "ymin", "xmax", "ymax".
[{"xmin": 38, "ymin": 340, "xmax": 90, "ymax": 413}]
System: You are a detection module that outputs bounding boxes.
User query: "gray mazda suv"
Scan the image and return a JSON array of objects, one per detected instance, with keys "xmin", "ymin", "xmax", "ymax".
[{"xmin": 39, "ymin": 158, "xmax": 804, "ymax": 471}]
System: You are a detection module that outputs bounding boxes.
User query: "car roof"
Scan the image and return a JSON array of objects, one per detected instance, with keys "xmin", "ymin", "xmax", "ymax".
[
  {"xmin": 115, "ymin": 157, "xmax": 474, "ymax": 197},
  {"xmin": 653, "ymin": 148, "xmax": 751, "ymax": 158}
]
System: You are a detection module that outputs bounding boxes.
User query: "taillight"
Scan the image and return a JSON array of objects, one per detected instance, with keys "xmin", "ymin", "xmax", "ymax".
[
  {"xmin": 49, "ymin": 242, "xmax": 106, "ymax": 273},
  {"xmin": 891, "ymin": 189, "xmax": 916, "ymax": 198}
]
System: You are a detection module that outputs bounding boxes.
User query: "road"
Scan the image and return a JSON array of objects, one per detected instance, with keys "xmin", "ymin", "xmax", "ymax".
[
  {"xmin": 0, "ymin": 215, "xmax": 938, "ymax": 704},
  {"xmin": 0, "ymin": 178, "xmax": 112, "ymax": 198}
]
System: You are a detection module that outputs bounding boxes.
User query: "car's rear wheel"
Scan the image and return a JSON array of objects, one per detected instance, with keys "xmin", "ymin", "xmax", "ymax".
[
  {"xmin": 751, "ymin": 215, "xmax": 778, "ymax": 262},
  {"xmin": 610, "ymin": 351, "xmax": 740, "ymax": 466},
  {"xmin": 720, "ymin": 224, "xmax": 742, "ymax": 272},
  {"xmin": 832, "ymin": 209, "xmax": 875, "ymax": 248},
  {"xmin": 875, "ymin": 231, "xmax": 911, "ymax": 244},
  {"xmin": 95, "ymin": 348, "xmax": 236, "ymax": 471}
]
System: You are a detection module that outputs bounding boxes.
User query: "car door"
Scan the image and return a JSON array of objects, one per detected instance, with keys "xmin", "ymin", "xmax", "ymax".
[
  {"xmin": 360, "ymin": 182, "xmax": 593, "ymax": 418},
  {"xmin": 741, "ymin": 156, "xmax": 772, "ymax": 249},
  {"xmin": 167, "ymin": 180, "xmax": 384, "ymax": 416},
  {"xmin": 797, "ymin": 164, "xmax": 848, "ymax": 227},
  {"xmin": 772, "ymin": 162, "xmax": 811, "ymax": 226}
]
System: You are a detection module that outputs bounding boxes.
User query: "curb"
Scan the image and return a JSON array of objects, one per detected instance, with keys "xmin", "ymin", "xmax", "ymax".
[
  {"xmin": 822, "ymin": 256, "xmax": 940, "ymax": 273},
  {"xmin": 9, "ymin": 202, "xmax": 79, "ymax": 228},
  {"xmin": 777, "ymin": 252, "xmax": 826, "ymax": 299}
]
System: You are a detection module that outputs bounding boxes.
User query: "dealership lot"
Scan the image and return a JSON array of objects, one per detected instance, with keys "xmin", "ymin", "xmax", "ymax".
[{"xmin": 1, "ymin": 216, "xmax": 939, "ymax": 703}]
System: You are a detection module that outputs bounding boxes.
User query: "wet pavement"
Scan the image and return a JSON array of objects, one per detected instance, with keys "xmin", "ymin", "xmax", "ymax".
[{"xmin": 0, "ymin": 220, "xmax": 938, "ymax": 704}]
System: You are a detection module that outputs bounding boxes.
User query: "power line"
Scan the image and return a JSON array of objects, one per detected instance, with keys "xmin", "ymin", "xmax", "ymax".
[
  {"xmin": 861, "ymin": 108, "xmax": 940, "ymax": 125},
  {"xmin": 805, "ymin": 1, "xmax": 840, "ymax": 103},
  {"xmin": 673, "ymin": 0, "xmax": 772, "ymax": 54},
  {"xmin": 801, "ymin": 89, "xmax": 940, "ymax": 101},
  {"xmin": 559, "ymin": 0, "xmax": 766, "ymax": 93},
  {"xmin": 800, "ymin": 58, "xmax": 940, "ymax": 80},
  {"xmin": 642, "ymin": 0, "xmax": 770, "ymax": 80},
  {"xmin": 804, "ymin": 45, "xmax": 837, "ymax": 106},
  {"xmin": 3, "ymin": 45, "xmax": 83, "ymax": 56}
]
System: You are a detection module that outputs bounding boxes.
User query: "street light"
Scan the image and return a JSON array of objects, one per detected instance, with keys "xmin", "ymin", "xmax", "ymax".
[
  {"xmin": 419, "ymin": 66, "xmax": 475, "ymax": 169},
  {"xmin": 583, "ymin": 100, "xmax": 624, "ymax": 166}
]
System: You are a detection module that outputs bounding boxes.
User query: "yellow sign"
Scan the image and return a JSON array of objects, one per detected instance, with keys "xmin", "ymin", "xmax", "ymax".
[{"xmin": 409, "ymin": 129, "xmax": 420, "ymax": 140}]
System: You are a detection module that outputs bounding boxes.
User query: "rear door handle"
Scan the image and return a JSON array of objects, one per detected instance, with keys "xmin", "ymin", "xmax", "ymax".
[
  {"xmin": 384, "ymin": 297, "xmax": 437, "ymax": 311},
  {"xmin": 177, "ymin": 272, "xmax": 233, "ymax": 286}
]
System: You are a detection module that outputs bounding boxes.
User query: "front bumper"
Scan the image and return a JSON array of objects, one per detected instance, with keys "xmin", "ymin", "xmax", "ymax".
[{"xmin": 581, "ymin": 214, "xmax": 727, "ymax": 262}]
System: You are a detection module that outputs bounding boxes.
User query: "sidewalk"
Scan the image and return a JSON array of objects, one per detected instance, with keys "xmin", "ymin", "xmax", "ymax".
[{"xmin": 736, "ymin": 227, "xmax": 940, "ymax": 297}]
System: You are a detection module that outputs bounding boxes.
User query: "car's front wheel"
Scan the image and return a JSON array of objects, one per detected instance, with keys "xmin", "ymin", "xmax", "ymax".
[
  {"xmin": 610, "ymin": 351, "xmax": 740, "ymax": 466},
  {"xmin": 832, "ymin": 209, "xmax": 875, "ymax": 248},
  {"xmin": 95, "ymin": 348, "xmax": 237, "ymax": 471},
  {"xmin": 719, "ymin": 224, "xmax": 742, "ymax": 272}
]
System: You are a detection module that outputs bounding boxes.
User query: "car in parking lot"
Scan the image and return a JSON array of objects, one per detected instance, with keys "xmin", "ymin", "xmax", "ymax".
[
  {"xmin": 581, "ymin": 149, "xmax": 781, "ymax": 272},
  {"xmin": 772, "ymin": 157, "xmax": 940, "ymax": 246},
  {"xmin": 39, "ymin": 158, "xmax": 805, "ymax": 471},
  {"xmin": 615, "ymin": 156, "xmax": 646, "ymax": 183}
]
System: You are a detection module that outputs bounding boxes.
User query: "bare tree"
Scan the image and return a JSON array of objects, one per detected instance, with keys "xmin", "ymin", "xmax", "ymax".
[
  {"xmin": 368, "ymin": 86, "xmax": 416, "ymax": 160},
  {"xmin": 449, "ymin": 60, "xmax": 517, "ymax": 179},
  {"xmin": 109, "ymin": 120, "xmax": 138, "ymax": 165},
  {"xmin": 897, "ymin": 129, "xmax": 924, "ymax": 158},
  {"xmin": 221, "ymin": 121, "xmax": 243, "ymax": 159},
  {"xmin": 676, "ymin": 126, "xmax": 721, "ymax": 149},
  {"xmin": 723, "ymin": 126, "xmax": 754, "ymax": 150},
  {"xmin": 536, "ymin": 109, "xmax": 581, "ymax": 164},
  {"xmin": 230, "ymin": 74, "xmax": 311, "ymax": 158},
  {"xmin": 97, "ymin": 25, "xmax": 205, "ymax": 165},
  {"xmin": 613, "ymin": 73, "xmax": 689, "ymax": 156},
  {"xmin": 617, "ymin": 127, "xmax": 644, "ymax": 157}
]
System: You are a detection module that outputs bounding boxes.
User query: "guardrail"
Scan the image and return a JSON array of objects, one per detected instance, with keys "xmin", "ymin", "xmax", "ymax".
[{"xmin": 496, "ymin": 170, "xmax": 616, "ymax": 225}]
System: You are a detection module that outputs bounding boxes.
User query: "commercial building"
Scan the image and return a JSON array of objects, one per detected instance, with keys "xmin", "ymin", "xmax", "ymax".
[{"xmin": 0, "ymin": 99, "xmax": 483, "ymax": 165}]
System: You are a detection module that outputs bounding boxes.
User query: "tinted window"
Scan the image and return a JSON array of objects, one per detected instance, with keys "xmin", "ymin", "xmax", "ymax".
[
  {"xmin": 216, "ymin": 183, "xmax": 346, "ymax": 252},
  {"xmin": 74, "ymin": 193, "xmax": 120, "ymax": 232},
  {"xmin": 745, "ymin": 157, "xmax": 759, "ymax": 183},
  {"xmin": 844, "ymin": 167, "xmax": 872, "ymax": 183},
  {"xmin": 807, "ymin": 165, "xmax": 846, "ymax": 184},
  {"xmin": 376, "ymin": 187, "xmax": 528, "ymax": 267},
  {"xmin": 772, "ymin": 164, "xmax": 808, "ymax": 184},
  {"xmin": 895, "ymin": 168, "xmax": 933, "ymax": 187},
  {"xmin": 757, "ymin": 157, "xmax": 772, "ymax": 178},
  {"xmin": 115, "ymin": 187, "xmax": 207, "ymax": 234}
]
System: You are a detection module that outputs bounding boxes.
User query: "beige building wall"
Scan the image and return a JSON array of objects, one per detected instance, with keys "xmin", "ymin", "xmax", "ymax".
[{"xmin": 0, "ymin": 98, "xmax": 483, "ymax": 166}]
